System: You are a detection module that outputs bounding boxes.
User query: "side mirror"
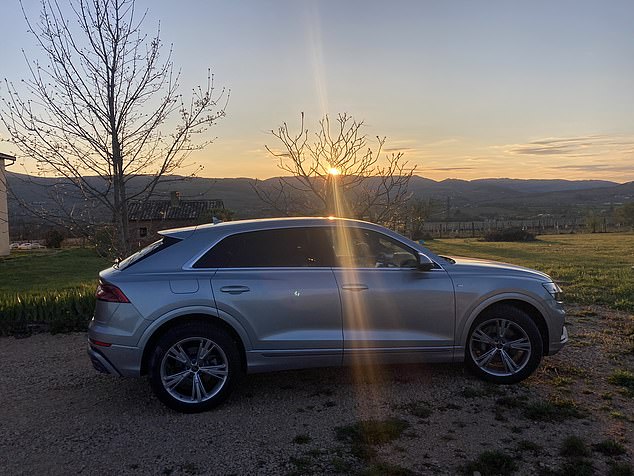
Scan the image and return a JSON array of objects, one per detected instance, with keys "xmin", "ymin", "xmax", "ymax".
[{"xmin": 416, "ymin": 253, "xmax": 435, "ymax": 271}]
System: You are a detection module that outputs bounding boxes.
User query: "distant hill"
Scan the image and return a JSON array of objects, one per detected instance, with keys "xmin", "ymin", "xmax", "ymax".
[{"xmin": 6, "ymin": 172, "xmax": 632, "ymax": 224}]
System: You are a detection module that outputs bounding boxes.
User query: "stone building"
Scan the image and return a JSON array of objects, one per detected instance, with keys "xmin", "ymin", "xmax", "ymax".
[
  {"xmin": 0, "ymin": 152, "xmax": 16, "ymax": 256},
  {"xmin": 127, "ymin": 192, "xmax": 224, "ymax": 245}
]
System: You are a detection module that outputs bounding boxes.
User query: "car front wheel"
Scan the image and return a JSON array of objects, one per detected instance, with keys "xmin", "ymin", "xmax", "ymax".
[
  {"xmin": 465, "ymin": 306, "xmax": 543, "ymax": 384},
  {"xmin": 149, "ymin": 322, "xmax": 241, "ymax": 412}
]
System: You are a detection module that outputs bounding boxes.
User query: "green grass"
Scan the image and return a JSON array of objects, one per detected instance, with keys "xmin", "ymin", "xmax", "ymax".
[
  {"xmin": 522, "ymin": 398, "xmax": 587, "ymax": 422},
  {"xmin": 335, "ymin": 418, "xmax": 409, "ymax": 459},
  {"xmin": 426, "ymin": 233, "xmax": 634, "ymax": 311},
  {"xmin": 0, "ymin": 248, "xmax": 110, "ymax": 294},
  {"xmin": 0, "ymin": 248, "xmax": 111, "ymax": 335},
  {"xmin": 608, "ymin": 370, "xmax": 634, "ymax": 396}
]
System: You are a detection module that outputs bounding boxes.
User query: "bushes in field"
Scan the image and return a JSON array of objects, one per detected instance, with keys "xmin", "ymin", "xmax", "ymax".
[
  {"xmin": 44, "ymin": 229, "xmax": 65, "ymax": 248},
  {"xmin": 0, "ymin": 289, "xmax": 95, "ymax": 336},
  {"xmin": 483, "ymin": 228, "xmax": 536, "ymax": 242}
]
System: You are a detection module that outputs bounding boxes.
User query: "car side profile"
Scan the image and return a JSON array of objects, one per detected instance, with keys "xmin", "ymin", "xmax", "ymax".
[{"xmin": 88, "ymin": 217, "xmax": 567, "ymax": 412}]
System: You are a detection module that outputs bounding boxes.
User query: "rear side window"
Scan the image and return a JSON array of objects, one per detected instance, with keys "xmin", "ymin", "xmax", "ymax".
[
  {"xmin": 193, "ymin": 227, "xmax": 335, "ymax": 268},
  {"xmin": 116, "ymin": 236, "xmax": 181, "ymax": 270}
]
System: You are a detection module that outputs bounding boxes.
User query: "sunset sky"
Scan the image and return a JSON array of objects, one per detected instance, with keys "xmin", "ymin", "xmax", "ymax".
[{"xmin": 1, "ymin": 0, "xmax": 633, "ymax": 182}]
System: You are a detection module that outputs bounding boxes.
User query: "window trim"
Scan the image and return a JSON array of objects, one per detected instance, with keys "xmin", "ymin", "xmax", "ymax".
[
  {"xmin": 183, "ymin": 224, "xmax": 444, "ymax": 271},
  {"xmin": 188, "ymin": 226, "xmax": 335, "ymax": 269}
]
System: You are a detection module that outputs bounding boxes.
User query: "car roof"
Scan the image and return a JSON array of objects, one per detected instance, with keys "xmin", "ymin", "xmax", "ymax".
[{"xmin": 159, "ymin": 217, "xmax": 382, "ymax": 239}]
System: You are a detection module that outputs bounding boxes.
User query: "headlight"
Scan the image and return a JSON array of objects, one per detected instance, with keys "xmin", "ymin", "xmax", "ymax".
[{"xmin": 542, "ymin": 282, "xmax": 563, "ymax": 302}]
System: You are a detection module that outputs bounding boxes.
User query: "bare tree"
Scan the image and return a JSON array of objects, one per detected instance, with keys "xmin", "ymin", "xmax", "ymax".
[
  {"xmin": 403, "ymin": 197, "xmax": 434, "ymax": 240},
  {"xmin": 254, "ymin": 113, "xmax": 415, "ymax": 223},
  {"xmin": 1, "ymin": 0, "xmax": 227, "ymax": 255}
]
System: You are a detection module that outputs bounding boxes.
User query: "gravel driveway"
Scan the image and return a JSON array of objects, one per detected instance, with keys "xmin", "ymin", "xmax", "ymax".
[{"xmin": 1, "ymin": 305, "xmax": 633, "ymax": 475}]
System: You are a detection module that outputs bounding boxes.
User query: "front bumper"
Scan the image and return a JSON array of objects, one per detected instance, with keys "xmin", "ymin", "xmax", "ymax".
[{"xmin": 547, "ymin": 325, "xmax": 568, "ymax": 356}]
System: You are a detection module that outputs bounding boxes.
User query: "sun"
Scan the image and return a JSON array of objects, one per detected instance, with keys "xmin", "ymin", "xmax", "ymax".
[{"xmin": 328, "ymin": 167, "xmax": 340, "ymax": 176}]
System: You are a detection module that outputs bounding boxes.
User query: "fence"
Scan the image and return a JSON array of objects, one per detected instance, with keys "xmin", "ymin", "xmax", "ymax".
[{"xmin": 420, "ymin": 217, "xmax": 628, "ymax": 238}]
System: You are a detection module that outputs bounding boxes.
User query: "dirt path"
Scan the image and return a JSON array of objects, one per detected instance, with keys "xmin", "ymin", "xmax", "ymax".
[{"xmin": 1, "ymin": 305, "xmax": 632, "ymax": 475}]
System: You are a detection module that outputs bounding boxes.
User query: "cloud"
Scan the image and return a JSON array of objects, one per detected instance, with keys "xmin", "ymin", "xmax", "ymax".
[
  {"xmin": 507, "ymin": 135, "xmax": 634, "ymax": 157},
  {"xmin": 427, "ymin": 166, "xmax": 475, "ymax": 171},
  {"xmin": 383, "ymin": 147, "xmax": 418, "ymax": 153},
  {"xmin": 511, "ymin": 145, "xmax": 576, "ymax": 155},
  {"xmin": 550, "ymin": 163, "xmax": 634, "ymax": 172}
]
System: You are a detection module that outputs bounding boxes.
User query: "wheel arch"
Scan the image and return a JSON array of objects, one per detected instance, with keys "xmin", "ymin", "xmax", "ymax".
[
  {"xmin": 478, "ymin": 300, "xmax": 549, "ymax": 353},
  {"xmin": 459, "ymin": 294, "xmax": 550, "ymax": 354},
  {"xmin": 139, "ymin": 309, "xmax": 250, "ymax": 376}
]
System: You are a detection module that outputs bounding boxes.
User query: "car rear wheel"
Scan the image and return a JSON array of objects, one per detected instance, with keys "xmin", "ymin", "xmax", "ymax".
[
  {"xmin": 465, "ymin": 306, "xmax": 543, "ymax": 384},
  {"xmin": 149, "ymin": 322, "xmax": 241, "ymax": 412}
]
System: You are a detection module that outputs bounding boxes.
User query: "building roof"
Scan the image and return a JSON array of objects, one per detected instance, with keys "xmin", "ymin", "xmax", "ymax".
[
  {"xmin": 0, "ymin": 153, "xmax": 16, "ymax": 165},
  {"xmin": 128, "ymin": 199, "xmax": 224, "ymax": 221}
]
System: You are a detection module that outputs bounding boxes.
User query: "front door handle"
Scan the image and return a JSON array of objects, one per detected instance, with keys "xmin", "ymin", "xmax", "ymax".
[
  {"xmin": 341, "ymin": 284, "xmax": 369, "ymax": 292},
  {"xmin": 220, "ymin": 285, "xmax": 250, "ymax": 295}
]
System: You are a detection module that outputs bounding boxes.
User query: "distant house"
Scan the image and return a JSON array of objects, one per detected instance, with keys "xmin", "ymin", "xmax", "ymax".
[
  {"xmin": 127, "ymin": 192, "xmax": 224, "ymax": 243},
  {"xmin": 0, "ymin": 152, "xmax": 16, "ymax": 256}
]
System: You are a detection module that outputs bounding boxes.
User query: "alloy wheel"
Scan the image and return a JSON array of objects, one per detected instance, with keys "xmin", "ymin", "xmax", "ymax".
[
  {"xmin": 160, "ymin": 337, "xmax": 229, "ymax": 403},
  {"xmin": 469, "ymin": 318, "xmax": 532, "ymax": 377}
]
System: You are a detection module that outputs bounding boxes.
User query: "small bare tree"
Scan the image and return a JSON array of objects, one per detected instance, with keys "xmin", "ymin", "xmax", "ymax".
[
  {"xmin": 403, "ymin": 197, "xmax": 434, "ymax": 240},
  {"xmin": 254, "ymin": 113, "xmax": 415, "ymax": 224},
  {"xmin": 1, "ymin": 0, "xmax": 227, "ymax": 255}
]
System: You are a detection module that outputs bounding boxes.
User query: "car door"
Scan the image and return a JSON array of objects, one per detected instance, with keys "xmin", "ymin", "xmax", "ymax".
[
  {"xmin": 197, "ymin": 227, "xmax": 342, "ymax": 366},
  {"xmin": 328, "ymin": 226, "xmax": 455, "ymax": 361}
]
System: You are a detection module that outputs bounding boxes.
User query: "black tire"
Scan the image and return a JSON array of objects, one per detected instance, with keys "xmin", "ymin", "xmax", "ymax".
[
  {"xmin": 149, "ymin": 322, "xmax": 242, "ymax": 413},
  {"xmin": 465, "ymin": 305, "xmax": 543, "ymax": 384}
]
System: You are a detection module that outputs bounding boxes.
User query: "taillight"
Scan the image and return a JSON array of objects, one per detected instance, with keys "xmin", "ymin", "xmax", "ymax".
[
  {"xmin": 89, "ymin": 338, "xmax": 112, "ymax": 347},
  {"xmin": 96, "ymin": 281, "xmax": 130, "ymax": 303}
]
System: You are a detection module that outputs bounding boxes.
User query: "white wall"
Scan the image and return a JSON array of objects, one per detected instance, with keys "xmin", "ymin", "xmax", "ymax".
[{"xmin": 0, "ymin": 158, "xmax": 9, "ymax": 256}]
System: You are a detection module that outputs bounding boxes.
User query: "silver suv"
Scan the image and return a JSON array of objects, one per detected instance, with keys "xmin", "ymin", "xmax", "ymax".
[{"xmin": 88, "ymin": 217, "xmax": 567, "ymax": 412}]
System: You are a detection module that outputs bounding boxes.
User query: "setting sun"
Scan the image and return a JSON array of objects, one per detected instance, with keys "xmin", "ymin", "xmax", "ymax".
[{"xmin": 328, "ymin": 167, "xmax": 340, "ymax": 176}]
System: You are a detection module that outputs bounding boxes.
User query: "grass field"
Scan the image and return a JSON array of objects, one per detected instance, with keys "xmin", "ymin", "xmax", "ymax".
[
  {"xmin": 0, "ymin": 233, "xmax": 632, "ymax": 334},
  {"xmin": 0, "ymin": 248, "xmax": 111, "ymax": 295},
  {"xmin": 0, "ymin": 249, "xmax": 111, "ymax": 334},
  {"xmin": 426, "ymin": 232, "xmax": 634, "ymax": 311}
]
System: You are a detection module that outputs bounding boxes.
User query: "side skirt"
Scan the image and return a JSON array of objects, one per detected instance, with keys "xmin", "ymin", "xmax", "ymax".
[{"xmin": 246, "ymin": 346, "xmax": 460, "ymax": 374}]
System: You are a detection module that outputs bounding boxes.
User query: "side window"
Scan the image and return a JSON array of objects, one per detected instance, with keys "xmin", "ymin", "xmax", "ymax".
[
  {"xmin": 193, "ymin": 227, "xmax": 335, "ymax": 268},
  {"xmin": 330, "ymin": 228, "xmax": 417, "ymax": 268}
]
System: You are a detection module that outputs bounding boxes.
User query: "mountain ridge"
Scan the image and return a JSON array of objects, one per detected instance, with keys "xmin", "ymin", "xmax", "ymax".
[{"xmin": 6, "ymin": 172, "xmax": 632, "ymax": 222}]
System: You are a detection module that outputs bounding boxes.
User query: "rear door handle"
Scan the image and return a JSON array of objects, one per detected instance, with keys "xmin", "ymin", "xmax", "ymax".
[
  {"xmin": 220, "ymin": 285, "xmax": 250, "ymax": 295},
  {"xmin": 341, "ymin": 284, "xmax": 369, "ymax": 292}
]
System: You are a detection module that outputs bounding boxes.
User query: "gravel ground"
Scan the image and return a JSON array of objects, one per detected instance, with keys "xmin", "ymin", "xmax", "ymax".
[{"xmin": 1, "ymin": 305, "xmax": 633, "ymax": 476}]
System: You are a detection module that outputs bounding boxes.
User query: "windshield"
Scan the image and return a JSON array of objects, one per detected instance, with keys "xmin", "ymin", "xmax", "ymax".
[{"xmin": 116, "ymin": 237, "xmax": 180, "ymax": 270}]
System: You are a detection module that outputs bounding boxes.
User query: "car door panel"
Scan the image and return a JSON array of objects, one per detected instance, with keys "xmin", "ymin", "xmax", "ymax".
[
  {"xmin": 212, "ymin": 268, "xmax": 342, "ymax": 351},
  {"xmin": 333, "ymin": 268, "xmax": 455, "ymax": 349}
]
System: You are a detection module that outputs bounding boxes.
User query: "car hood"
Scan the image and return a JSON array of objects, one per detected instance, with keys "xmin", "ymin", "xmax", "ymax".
[{"xmin": 444, "ymin": 256, "xmax": 552, "ymax": 281}]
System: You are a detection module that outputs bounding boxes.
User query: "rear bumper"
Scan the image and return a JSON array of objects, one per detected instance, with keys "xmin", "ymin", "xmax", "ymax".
[
  {"xmin": 86, "ymin": 338, "xmax": 143, "ymax": 377},
  {"xmin": 87, "ymin": 346, "xmax": 121, "ymax": 376}
]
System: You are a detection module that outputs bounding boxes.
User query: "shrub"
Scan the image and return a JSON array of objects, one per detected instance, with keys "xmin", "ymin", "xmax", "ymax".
[
  {"xmin": 335, "ymin": 418, "xmax": 409, "ymax": 459},
  {"xmin": 463, "ymin": 450, "xmax": 517, "ymax": 476},
  {"xmin": 0, "ymin": 289, "xmax": 95, "ymax": 336},
  {"xmin": 608, "ymin": 370, "xmax": 634, "ymax": 396},
  {"xmin": 44, "ymin": 229, "xmax": 65, "ymax": 248},
  {"xmin": 593, "ymin": 439, "xmax": 626, "ymax": 456},
  {"xmin": 483, "ymin": 228, "xmax": 536, "ymax": 242},
  {"xmin": 560, "ymin": 436, "xmax": 589, "ymax": 457}
]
